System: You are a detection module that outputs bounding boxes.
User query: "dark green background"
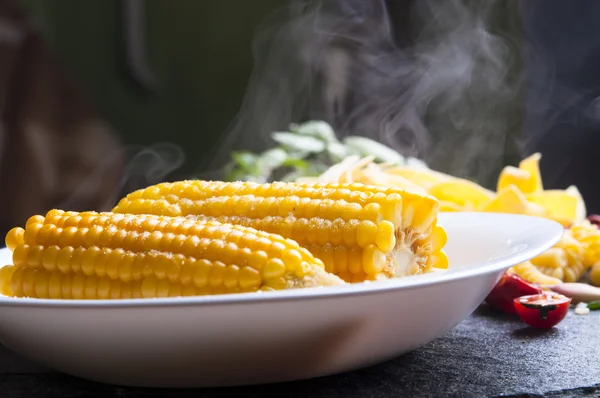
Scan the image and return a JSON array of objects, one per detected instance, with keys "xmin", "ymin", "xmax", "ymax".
[
  {"xmin": 20, "ymin": 0, "xmax": 283, "ymax": 177},
  {"xmin": 17, "ymin": 0, "xmax": 525, "ymax": 189}
]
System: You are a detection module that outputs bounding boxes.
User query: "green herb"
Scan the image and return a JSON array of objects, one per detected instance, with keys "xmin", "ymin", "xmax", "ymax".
[
  {"xmin": 271, "ymin": 132, "xmax": 326, "ymax": 153},
  {"xmin": 342, "ymin": 136, "xmax": 406, "ymax": 165},
  {"xmin": 222, "ymin": 120, "xmax": 428, "ymax": 183},
  {"xmin": 289, "ymin": 120, "xmax": 338, "ymax": 143}
]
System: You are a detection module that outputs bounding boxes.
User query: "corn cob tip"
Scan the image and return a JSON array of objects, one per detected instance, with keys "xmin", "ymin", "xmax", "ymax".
[{"xmin": 381, "ymin": 226, "xmax": 449, "ymax": 279}]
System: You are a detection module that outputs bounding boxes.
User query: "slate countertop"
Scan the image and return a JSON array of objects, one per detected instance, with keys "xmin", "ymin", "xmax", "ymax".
[{"xmin": 0, "ymin": 306, "xmax": 598, "ymax": 398}]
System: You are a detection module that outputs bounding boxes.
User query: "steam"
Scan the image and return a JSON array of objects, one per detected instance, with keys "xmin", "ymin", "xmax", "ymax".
[
  {"xmin": 205, "ymin": 0, "xmax": 523, "ymax": 187},
  {"xmin": 519, "ymin": 1, "xmax": 600, "ymax": 171},
  {"xmin": 117, "ymin": 143, "xmax": 186, "ymax": 195},
  {"xmin": 60, "ymin": 143, "xmax": 185, "ymax": 211}
]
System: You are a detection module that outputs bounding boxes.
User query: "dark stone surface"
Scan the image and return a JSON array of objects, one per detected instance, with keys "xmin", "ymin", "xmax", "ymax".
[{"xmin": 0, "ymin": 306, "xmax": 598, "ymax": 398}]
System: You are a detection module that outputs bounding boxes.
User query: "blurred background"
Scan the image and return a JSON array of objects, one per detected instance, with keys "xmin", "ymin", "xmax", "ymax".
[{"xmin": 1, "ymin": 0, "xmax": 599, "ymax": 236}]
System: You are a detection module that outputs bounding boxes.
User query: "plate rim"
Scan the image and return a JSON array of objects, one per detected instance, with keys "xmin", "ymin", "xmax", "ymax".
[{"xmin": 0, "ymin": 212, "xmax": 564, "ymax": 309}]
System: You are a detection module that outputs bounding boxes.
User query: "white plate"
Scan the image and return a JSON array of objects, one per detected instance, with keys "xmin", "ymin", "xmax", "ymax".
[{"xmin": 0, "ymin": 212, "xmax": 563, "ymax": 388}]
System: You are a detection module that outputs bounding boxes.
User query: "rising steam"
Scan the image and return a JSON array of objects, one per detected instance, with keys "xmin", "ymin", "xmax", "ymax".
[
  {"xmin": 117, "ymin": 143, "xmax": 186, "ymax": 196},
  {"xmin": 204, "ymin": 0, "xmax": 524, "ymax": 187},
  {"xmin": 60, "ymin": 142, "xmax": 185, "ymax": 211}
]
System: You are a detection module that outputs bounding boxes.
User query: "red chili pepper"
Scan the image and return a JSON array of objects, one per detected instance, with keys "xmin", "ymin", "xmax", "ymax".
[
  {"xmin": 514, "ymin": 292, "xmax": 571, "ymax": 329},
  {"xmin": 485, "ymin": 272, "xmax": 542, "ymax": 314}
]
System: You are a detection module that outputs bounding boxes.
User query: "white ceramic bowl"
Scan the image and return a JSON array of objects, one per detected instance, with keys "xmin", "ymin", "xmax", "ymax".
[{"xmin": 0, "ymin": 212, "xmax": 563, "ymax": 388}]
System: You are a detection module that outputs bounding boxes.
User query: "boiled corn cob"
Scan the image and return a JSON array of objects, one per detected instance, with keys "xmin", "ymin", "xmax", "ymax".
[
  {"xmin": 112, "ymin": 180, "xmax": 449, "ymax": 282},
  {"xmin": 0, "ymin": 210, "xmax": 344, "ymax": 299}
]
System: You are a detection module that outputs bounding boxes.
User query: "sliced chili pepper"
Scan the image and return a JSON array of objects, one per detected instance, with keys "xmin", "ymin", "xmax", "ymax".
[
  {"xmin": 587, "ymin": 300, "xmax": 600, "ymax": 310},
  {"xmin": 514, "ymin": 292, "xmax": 571, "ymax": 328},
  {"xmin": 485, "ymin": 272, "xmax": 542, "ymax": 314}
]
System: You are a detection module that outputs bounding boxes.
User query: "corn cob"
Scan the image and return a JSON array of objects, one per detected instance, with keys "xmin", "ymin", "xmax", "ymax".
[
  {"xmin": 0, "ymin": 210, "xmax": 344, "ymax": 299},
  {"xmin": 112, "ymin": 180, "xmax": 449, "ymax": 282}
]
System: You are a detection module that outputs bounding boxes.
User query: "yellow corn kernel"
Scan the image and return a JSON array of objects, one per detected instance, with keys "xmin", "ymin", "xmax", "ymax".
[
  {"xmin": 408, "ymin": 197, "xmax": 440, "ymax": 234},
  {"xmin": 425, "ymin": 251, "xmax": 449, "ymax": 270},
  {"xmin": 374, "ymin": 221, "xmax": 396, "ymax": 253},
  {"xmin": 0, "ymin": 265, "xmax": 15, "ymax": 296},
  {"xmin": 347, "ymin": 247, "xmax": 363, "ymax": 275},
  {"xmin": 264, "ymin": 276, "xmax": 287, "ymax": 290},
  {"xmin": 11, "ymin": 267, "xmax": 147, "ymax": 299},
  {"xmin": 356, "ymin": 221, "xmax": 378, "ymax": 248},
  {"xmin": 48, "ymin": 272, "xmax": 62, "ymax": 299},
  {"xmin": 362, "ymin": 245, "xmax": 386, "ymax": 275},
  {"xmin": 342, "ymin": 220, "xmax": 359, "ymax": 246},
  {"xmin": 319, "ymin": 244, "xmax": 335, "ymax": 273},
  {"xmin": 113, "ymin": 180, "xmax": 446, "ymax": 282},
  {"xmin": 333, "ymin": 246, "xmax": 348, "ymax": 273},
  {"xmin": 26, "ymin": 215, "xmax": 46, "ymax": 228},
  {"xmin": 12, "ymin": 244, "xmax": 29, "ymax": 267},
  {"xmin": 416, "ymin": 225, "xmax": 447, "ymax": 253},
  {"xmin": 23, "ymin": 222, "xmax": 44, "ymax": 246},
  {"xmin": 0, "ymin": 210, "xmax": 345, "ymax": 299},
  {"xmin": 281, "ymin": 249, "xmax": 303, "ymax": 271},
  {"xmin": 26, "ymin": 245, "xmax": 44, "ymax": 267},
  {"xmin": 263, "ymin": 258, "xmax": 286, "ymax": 279},
  {"xmin": 5, "ymin": 227, "xmax": 25, "ymax": 251}
]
